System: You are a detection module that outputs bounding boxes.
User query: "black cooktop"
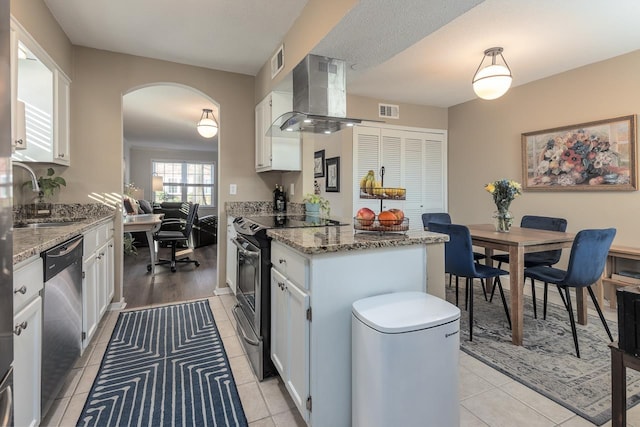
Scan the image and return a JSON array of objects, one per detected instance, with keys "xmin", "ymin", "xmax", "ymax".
[{"xmin": 243, "ymin": 214, "xmax": 348, "ymax": 230}]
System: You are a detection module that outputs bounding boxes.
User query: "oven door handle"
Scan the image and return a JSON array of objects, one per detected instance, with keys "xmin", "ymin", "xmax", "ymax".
[
  {"xmin": 232, "ymin": 238, "xmax": 259, "ymax": 257},
  {"xmin": 232, "ymin": 305, "xmax": 261, "ymax": 346}
]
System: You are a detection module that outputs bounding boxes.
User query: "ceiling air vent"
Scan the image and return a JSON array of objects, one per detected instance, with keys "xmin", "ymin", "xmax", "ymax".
[
  {"xmin": 271, "ymin": 44, "xmax": 284, "ymax": 79},
  {"xmin": 379, "ymin": 103, "xmax": 399, "ymax": 119}
]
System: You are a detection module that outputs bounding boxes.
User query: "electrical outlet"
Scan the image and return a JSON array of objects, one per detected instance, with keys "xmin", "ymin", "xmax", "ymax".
[{"xmin": 230, "ymin": 184, "xmax": 237, "ymax": 195}]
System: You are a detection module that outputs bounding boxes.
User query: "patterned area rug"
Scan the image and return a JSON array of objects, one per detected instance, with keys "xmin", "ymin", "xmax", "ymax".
[
  {"xmin": 448, "ymin": 283, "xmax": 640, "ymax": 425},
  {"xmin": 77, "ymin": 300, "xmax": 247, "ymax": 427}
]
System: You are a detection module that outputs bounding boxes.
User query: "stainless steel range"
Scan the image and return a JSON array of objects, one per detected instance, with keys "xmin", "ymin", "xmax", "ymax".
[{"xmin": 231, "ymin": 214, "xmax": 345, "ymax": 380}]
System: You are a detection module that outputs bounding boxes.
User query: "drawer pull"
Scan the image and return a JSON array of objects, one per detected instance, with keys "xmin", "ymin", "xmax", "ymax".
[
  {"xmin": 13, "ymin": 321, "xmax": 28, "ymax": 336},
  {"xmin": 14, "ymin": 286, "xmax": 27, "ymax": 295},
  {"xmin": 279, "ymin": 258, "xmax": 286, "ymax": 264}
]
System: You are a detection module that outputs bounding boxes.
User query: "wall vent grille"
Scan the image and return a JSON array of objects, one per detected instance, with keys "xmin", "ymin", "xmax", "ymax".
[
  {"xmin": 271, "ymin": 44, "xmax": 284, "ymax": 79},
  {"xmin": 379, "ymin": 103, "xmax": 399, "ymax": 119}
]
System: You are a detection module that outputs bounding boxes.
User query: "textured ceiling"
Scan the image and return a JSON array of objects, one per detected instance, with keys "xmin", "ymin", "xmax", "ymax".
[{"xmin": 43, "ymin": 0, "xmax": 640, "ymax": 148}]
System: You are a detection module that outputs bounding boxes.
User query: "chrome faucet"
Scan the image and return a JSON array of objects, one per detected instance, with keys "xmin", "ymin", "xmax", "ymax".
[{"xmin": 13, "ymin": 161, "xmax": 40, "ymax": 192}]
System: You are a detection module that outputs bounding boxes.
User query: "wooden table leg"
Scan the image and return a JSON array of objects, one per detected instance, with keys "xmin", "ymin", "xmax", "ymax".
[
  {"xmin": 508, "ymin": 246, "xmax": 524, "ymax": 346},
  {"xmin": 146, "ymin": 230, "xmax": 156, "ymax": 275},
  {"xmin": 611, "ymin": 344, "xmax": 626, "ymax": 427},
  {"xmin": 576, "ymin": 287, "xmax": 588, "ymax": 325},
  {"xmin": 484, "ymin": 247, "xmax": 494, "ymax": 293}
]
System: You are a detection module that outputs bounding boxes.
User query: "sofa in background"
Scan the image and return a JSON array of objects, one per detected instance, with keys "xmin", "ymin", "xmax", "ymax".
[{"xmin": 124, "ymin": 199, "xmax": 217, "ymax": 248}]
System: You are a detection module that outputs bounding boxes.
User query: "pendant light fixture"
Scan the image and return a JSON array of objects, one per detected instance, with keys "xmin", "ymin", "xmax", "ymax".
[
  {"xmin": 472, "ymin": 47, "xmax": 513, "ymax": 100},
  {"xmin": 196, "ymin": 108, "xmax": 218, "ymax": 138}
]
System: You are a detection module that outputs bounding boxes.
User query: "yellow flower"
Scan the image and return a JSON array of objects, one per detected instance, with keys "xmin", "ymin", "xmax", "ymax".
[{"xmin": 485, "ymin": 183, "xmax": 495, "ymax": 193}]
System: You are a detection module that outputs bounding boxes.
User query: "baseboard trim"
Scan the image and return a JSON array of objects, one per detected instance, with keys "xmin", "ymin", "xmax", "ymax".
[{"xmin": 214, "ymin": 285, "xmax": 232, "ymax": 296}]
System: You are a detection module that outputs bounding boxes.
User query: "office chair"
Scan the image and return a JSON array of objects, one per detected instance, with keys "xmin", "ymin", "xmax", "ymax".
[{"xmin": 147, "ymin": 202, "xmax": 200, "ymax": 273}]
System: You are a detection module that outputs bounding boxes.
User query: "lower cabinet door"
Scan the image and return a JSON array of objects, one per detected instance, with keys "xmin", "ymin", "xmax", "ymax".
[
  {"xmin": 270, "ymin": 268, "xmax": 287, "ymax": 375},
  {"xmin": 286, "ymin": 281, "xmax": 310, "ymax": 422},
  {"xmin": 14, "ymin": 296, "xmax": 42, "ymax": 427},
  {"xmin": 83, "ymin": 255, "xmax": 98, "ymax": 348}
]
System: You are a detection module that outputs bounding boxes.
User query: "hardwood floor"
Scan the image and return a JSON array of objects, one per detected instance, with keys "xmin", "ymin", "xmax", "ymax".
[{"xmin": 123, "ymin": 244, "xmax": 218, "ymax": 308}]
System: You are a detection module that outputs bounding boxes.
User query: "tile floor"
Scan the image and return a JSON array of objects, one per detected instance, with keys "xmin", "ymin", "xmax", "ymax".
[{"xmin": 39, "ymin": 288, "xmax": 640, "ymax": 427}]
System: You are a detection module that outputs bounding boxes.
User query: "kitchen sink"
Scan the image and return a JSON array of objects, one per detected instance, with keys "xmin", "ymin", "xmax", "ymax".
[{"xmin": 14, "ymin": 220, "xmax": 84, "ymax": 229}]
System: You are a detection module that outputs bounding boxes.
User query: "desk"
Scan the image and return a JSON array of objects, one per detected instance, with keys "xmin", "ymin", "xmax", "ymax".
[
  {"xmin": 467, "ymin": 224, "xmax": 575, "ymax": 346},
  {"xmin": 123, "ymin": 214, "xmax": 164, "ymax": 275}
]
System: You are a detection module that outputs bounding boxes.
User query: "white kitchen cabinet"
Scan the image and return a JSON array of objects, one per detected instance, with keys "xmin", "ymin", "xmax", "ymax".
[
  {"xmin": 271, "ymin": 239, "xmax": 428, "ymax": 426},
  {"xmin": 10, "ymin": 17, "xmax": 71, "ymax": 165},
  {"xmin": 226, "ymin": 217, "xmax": 237, "ymax": 294},
  {"xmin": 13, "ymin": 256, "xmax": 43, "ymax": 427},
  {"xmin": 82, "ymin": 220, "xmax": 115, "ymax": 347},
  {"xmin": 255, "ymin": 91, "xmax": 300, "ymax": 172},
  {"xmin": 82, "ymin": 249, "xmax": 98, "ymax": 348},
  {"xmin": 270, "ymin": 250, "xmax": 310, "ymax": 422},
  {"xmin": 353, "ymin": 125, "xmax": 447, "ymax": 230},
  {"xmin": 53, "ymin": 70, "xmax": 71, "ymax": 165}
]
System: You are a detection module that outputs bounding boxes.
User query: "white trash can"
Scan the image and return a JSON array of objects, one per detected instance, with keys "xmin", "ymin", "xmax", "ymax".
[{"xmin": 352, "ymin": 291, "xmax": 461, "ymax": 427}]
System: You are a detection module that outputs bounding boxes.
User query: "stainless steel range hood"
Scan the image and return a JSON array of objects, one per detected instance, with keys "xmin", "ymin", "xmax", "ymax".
[{"xmin": 270, "ymin": 54, "xmax": 371, "ymax": 136}]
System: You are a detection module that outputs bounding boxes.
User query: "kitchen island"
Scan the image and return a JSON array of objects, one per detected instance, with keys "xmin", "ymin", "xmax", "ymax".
[{"xmin": 266, "ymin": 225, "xmax": 447, "ymax": 427}]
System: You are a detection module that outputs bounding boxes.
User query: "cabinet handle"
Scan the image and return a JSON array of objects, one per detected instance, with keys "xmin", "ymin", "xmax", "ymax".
[
  {"xmin": 109, "ymin": 244, "xmax": 113, "ymax": 248},
  {"xmin": 14, "ymin": 286, "xmax": 27, "ymax": 295},
  {"xmin": 58, "ymin": 153, "xmax": 65, "ymax": 158},
  {"xmin": 15, "ymin": 138, "xmax": 23, "ymax": 145},
  {"xmin": 279, "ymin": 258, "xmax": 286, "ymax": 264},
  {"xmin": 13, "ymin": 321, "xmax": 28, "ymax": 336}
]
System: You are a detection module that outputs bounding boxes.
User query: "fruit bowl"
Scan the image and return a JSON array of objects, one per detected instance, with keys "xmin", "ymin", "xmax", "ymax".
[
  {"xmin": 353, "ymin": 217, "xmax": 409, "ymax": 234},
  {"xmin": 359, "ymin": 187, "xmax": 406, "ymax": 200}
]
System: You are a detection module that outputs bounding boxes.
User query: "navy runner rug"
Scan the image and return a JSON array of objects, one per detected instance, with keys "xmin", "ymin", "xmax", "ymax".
[{"xmin": 77, "ymin": 300, "xmax": 247, "ymax": 426}]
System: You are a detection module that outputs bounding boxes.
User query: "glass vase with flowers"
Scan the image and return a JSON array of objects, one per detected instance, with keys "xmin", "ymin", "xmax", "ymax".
[{"xmin": 485, "ymin": 179, "xmax": 522, "ymax": 232}]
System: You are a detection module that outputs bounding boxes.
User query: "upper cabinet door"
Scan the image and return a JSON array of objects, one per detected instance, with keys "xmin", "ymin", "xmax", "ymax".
[
  {"xmin": 53, "ymin": 70, "xmax": 70, "ymax": 165},
  {"xmin": 10, "ymin": 18, "xmax": 71, "ymax": 165},
  {"xmin": 255, "ymin": 91, "xmax": 300, "ymax": 172}
]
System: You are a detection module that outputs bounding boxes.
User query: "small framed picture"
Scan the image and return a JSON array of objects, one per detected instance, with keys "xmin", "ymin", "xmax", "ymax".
[
  {"xmin": 326, "ymin": 157, "xmax": 340, "ymax": 192},
  {"xmin": 314, "ymin": 150, "xmax": 325, "ymax": 178}
]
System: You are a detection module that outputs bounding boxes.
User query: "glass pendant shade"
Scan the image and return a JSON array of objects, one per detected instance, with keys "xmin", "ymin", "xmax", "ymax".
[
  {"xmin": 197, "ymin": 109, "xmax": 218, "ymax": 138},
  {"xmin": 472, "ymin": 47, "xmax": 513, "ymax": 100}
]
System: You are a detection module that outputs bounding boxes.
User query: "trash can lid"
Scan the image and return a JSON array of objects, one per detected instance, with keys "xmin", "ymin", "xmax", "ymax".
[{"xmin": 352, "ymin": 291, "xmax": 460, "ymax": 333}]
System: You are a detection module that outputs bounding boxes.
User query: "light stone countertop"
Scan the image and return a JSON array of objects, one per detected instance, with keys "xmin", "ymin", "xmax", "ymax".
[
  {"xmin": 13, "ymin": 213, "xmax": 116, "ymax": 264},
  {"xmin": 266, "ymin": 225, "xmax": 448, "ymax": 255}
]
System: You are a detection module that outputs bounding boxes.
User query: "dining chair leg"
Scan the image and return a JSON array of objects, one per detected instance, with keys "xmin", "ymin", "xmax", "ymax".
[
  {"xmin": 480, "ymin": 279, "xmax": 488, "ymax": 301},
  {"xmin": 455, "ymin": 276, "xmax": 460, "ymax": 307},
  {"xmin": 556, "ymin": 284, "xmax": 568, "ymax": 310},
  {"xmin": 530, "ymin": 279, "xmax": 538, "ymax": 319},
  {"xmin": 543, "ymin": 282, "xmax": 548, "ymax": 320},
  {"xmin": 469, "ymin": 278, "xmax": 474, "ymax": 341},
  {"xmin": 495, "ymin": 277, "xmax": 512, "ymax": 329},
  {"xmin": 564, "ymin": 287, "xmax": 580, "ymax": 358},
  {"xmin": 489, "ymin": 281, "xmax": 497, "ymax": 303},
  {"xmin": 465, "ymin": 278, "xmax": 469, "ymax": 311},
  {"xmin": 449, "ymin": 273, "xmax": 452, "ymax": 288},
  {"xmin": 587, "ymin": 286, "xmax": 613, "ymax": 342}
]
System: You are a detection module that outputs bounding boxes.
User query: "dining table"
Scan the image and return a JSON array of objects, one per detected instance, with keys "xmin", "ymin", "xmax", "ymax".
[
  {"xmin": 123, "ymin": 213, "xmax": 164, "ymax": 275},
  {"xmin": 467, "ymin": 224, "xmax": 576, "ymax": 346}
]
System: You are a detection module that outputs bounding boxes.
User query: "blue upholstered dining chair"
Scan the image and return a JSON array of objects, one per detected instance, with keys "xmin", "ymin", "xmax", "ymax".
[
  {"xmin": 428, "ymin": 222, "xmax": 511, "ymax": 341},
  {"xmin": 422, "ymin": 213, "xmax": 487, "ymax": 293},
  {"xmin": 489, "ymin": 215, "xmax": 568, "ymax": 318},
  {"xmin": 524, "ymin": 228, "xmax": 615, "ymax": 358}
]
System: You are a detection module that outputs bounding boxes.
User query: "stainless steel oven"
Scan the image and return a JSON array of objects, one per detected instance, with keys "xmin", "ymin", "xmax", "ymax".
[
  {"xmin": 231, "ymin": 229, "xmax": 275, "ymax": 381},
  {"xmin": 231, "ymin": 214, "xmax": 347, "ymax": 381}
]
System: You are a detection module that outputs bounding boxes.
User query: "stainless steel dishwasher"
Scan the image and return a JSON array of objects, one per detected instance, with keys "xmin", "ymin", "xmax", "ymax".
[{"xmin": 40, "ymin": 235, "xmax": 83, "ymax": 418}]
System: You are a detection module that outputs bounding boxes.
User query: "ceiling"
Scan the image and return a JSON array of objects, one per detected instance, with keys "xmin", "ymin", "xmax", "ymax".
[{"xmin": 44, "ymin": 0, "xmax": 640, "ymax": 149}]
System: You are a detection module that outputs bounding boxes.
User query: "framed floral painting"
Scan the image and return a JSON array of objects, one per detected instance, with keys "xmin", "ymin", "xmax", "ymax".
[{"xmin": 522, "ymin": 115, "xmax": 637, "ymax": 191}]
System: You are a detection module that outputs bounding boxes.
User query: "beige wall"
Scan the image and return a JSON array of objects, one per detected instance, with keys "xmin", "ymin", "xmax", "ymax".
[
  {"xmin": 281, "ymin": 94, "xmax": 449, "ymax": 219},
  {"xmin": 448, "ymin": 49, "xmax": 640, "ymax": 249},
  {"xmin": 69, "ymin": 46, "xmax": 281, "ymax": 297},
  {"xmin": 254, "ymin": 0, "xmax": 357, "ymax": 101},
  {"xmin": 10, "ymin": 0, "xmax": 72, "ymax": 77}
]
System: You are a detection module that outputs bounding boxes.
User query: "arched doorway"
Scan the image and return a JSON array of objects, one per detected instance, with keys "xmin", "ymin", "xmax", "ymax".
[{"xmin": 121, "ymin": 83, "xmax": 220, "ymax": 308}]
